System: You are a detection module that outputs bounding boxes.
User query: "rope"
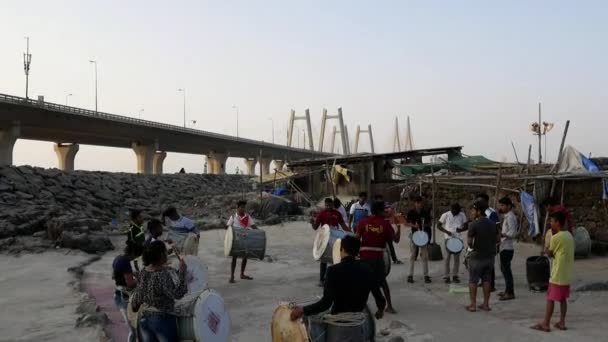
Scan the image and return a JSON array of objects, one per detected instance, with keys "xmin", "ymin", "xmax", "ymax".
[{"xmin": 322, "ymin": 312, "xmax": 366, "ymax": 327}]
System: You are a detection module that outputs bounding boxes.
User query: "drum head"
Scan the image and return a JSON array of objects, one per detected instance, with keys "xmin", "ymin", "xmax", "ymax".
[
  {"xmin": 170, "ymin": 255, "xmax": 209, "ymax": 293},
  {"xmin": 224, "ymin": 226, "xmax": 233, "ymax": 257},
  {"xmin": 446, "ymin": 237, "xmax": 464, "ymax": 254},
  {"xmin": 193, "ymin": 290, "xmax": 231, "ymax": 341},
  {"xmin": 313, "ymin": 225, "xmax": 331, "ymax": 260},
  {"xmin": 332, "ymin": 238, "xmax": 342, "ymax": 264},
  {"xmin": 271, "ymin": 304, "xmax": 309, "ymax": 342},
  {"xmin": 412, "ymin": 231, "xmax": 429, "ymax": 247}
]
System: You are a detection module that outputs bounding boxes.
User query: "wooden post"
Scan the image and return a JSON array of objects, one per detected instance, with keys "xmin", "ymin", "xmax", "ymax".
[
  {"xmin": 431, "ymin": 164, "xmax": 437, "ymax": 244},
  {"xmin": 493, "ymin": 165, "xmax": 502, "ymax": 209},
  {"xmin": 511, "ymin": 141, "xmax": 520, "ymax": 165}
]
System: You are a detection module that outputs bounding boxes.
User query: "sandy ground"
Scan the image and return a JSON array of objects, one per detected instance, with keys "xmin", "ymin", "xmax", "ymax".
[
  {"xmin": 5, "ymin": 222, "xmax": 608, "ymax": 342},
  {"xmin": 0, "ymin": 251, "xmax": 101, "ymax": 342}
]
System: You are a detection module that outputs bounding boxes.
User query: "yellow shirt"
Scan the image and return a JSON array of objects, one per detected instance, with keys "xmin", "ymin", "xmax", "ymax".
[{"xmin": 549, "ymin": 231, "xmax": 575, "ymax": 286}]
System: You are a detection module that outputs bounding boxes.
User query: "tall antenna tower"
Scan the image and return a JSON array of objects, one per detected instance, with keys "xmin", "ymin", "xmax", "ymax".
[
  {"xmin": 23, "ymin": 37, "xmax": 32, "ymax": 99},
  {"xmin": 404, "ymin": 116, "xmax": 414, "ymax": 151}
]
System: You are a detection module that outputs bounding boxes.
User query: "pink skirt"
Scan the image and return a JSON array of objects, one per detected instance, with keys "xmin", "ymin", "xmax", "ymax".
[{"xmin": 547, "ymin": 283, "xmax": 570, "ymax": 302}]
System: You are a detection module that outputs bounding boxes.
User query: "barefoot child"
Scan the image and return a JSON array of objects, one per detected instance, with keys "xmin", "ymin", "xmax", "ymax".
[
  {"xmin": 532, "ymin": 211, "xmax": 575, "ymax": 332},
  {"xmin": 227, "ymin": 200, "xmax": 257, "ymax": 283}
]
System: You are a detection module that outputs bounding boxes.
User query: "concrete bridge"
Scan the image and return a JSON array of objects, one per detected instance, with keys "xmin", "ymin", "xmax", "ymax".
[{"xmin": 0, "ymin": 93, "xmax": 332, "ymax": 175}]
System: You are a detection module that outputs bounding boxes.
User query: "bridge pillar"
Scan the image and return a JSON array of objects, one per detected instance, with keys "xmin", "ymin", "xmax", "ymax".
[
  {"xmin": 132, "ymin": 143, "xmax": 155, "ymax": 175},
  {"xmin": 153, "ymin": 151, "xmax": 167, "ymax": 175},
  {"xmin": 54, "ymin": 143, "xmax": 79, "ymax": 172},
  {"xmin": 273, "ymin": 160, "xmax": 285, "ymax": 173},
  {"xmin": 259, "ymin": 158, "xmax": 272, "ymax": 175},
  {"xmin": 0, "ymin": 125, "xmax": 20, "ymax": 166},
  {"xmin": 244, "ymin": 158, "xmax": 257, "ymax": 175},
  {"xmin": 208, "ymin": 151, "xmax": 228, "ymax": 175}
]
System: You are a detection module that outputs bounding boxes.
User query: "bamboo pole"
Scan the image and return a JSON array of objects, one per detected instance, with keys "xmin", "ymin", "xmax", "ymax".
[{"xmin": 493, "ymin": 165, "xmax": 503, "ymax": 208}]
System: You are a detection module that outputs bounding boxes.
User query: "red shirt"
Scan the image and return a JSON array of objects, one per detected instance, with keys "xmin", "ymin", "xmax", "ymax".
[
  {"xmin": 315, "ymin": 209, "xmax": 345, "ymax": 228},
  {"xmin": 356, "ymin": 215, "xmax": 395, "ymax": 260}
]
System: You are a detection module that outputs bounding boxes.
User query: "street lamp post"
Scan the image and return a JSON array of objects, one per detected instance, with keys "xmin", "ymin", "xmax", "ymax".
[
  {"xmin": 23, "ymin": 37, "xmax": 32, "ymax": 99},
  {"xmin": 89, "ymin": 60, "xmax": 98, "ymax": 112},
  {"xmin": 232, "ymin": 105, "xmax": 239, "ymax": 138},
  {"xmin": 268, "ymin": 117, "xmax": 275, "ymax": 144},
  {"xmin": 139, "ymin": 108, "xmax": 144, "ymax": 119},
  {"xmin": 65, "ymin": 93, "xmax": 73, "ymax": 106},
  {"xmin": 178, "ymin": 89, "xmax": 186, "ymax": 128}
]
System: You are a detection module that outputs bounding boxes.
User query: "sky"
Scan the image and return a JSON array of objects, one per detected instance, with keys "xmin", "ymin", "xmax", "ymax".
[{"xmin": 1, "ymin": 0, "xmax": 607, "ymax": 173}]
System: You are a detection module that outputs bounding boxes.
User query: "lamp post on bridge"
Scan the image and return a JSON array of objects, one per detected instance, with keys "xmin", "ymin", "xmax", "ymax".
[
  {"xmin": 23, "ymin": 37, "xmax": 32, "ymax": 100},
  {"xmin": 139, "ymin": 108, "xmax": 144, "ymax": 120},
  {"xmin": 232, "ymin": 105, "xmax": 239, "ymax": 138},
  {"xmin": 88, "ymin": 60, "xmax": 98, "ymax": 113},
  {"xmin": 65, "ymin": 93, "xmax": 73, "ymax": 106},
  {"xmin": 268, "ymin": 117, "xmax": 275, "ymax": 144},
  {"xmin": 178, "ymin": 88, "xmax": 186, "ymax": 128}
]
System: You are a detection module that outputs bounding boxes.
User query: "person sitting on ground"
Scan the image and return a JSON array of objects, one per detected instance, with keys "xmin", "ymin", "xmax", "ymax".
[
  {"xmin": 465, "ymin": 200, "xmax": 499, "ymax": 312},
  {"xmin": 437, "ymin": 203, "xmax": 467, "ymax": 284},
  {"xmin": 407, "ymin": 196, "xmax": 432, "ymax": 283},
  {"xmin": 290, "ymin": 234, "xmax": 387, "ymax": 321},
  {"xmin": 112, "ymin": 241, "xmax": 143, "ymax": 342},
  {"xmin": 497, "ymin": 196, "xmax": 519, "ymax": 301},
  {"xmin": 356, "ymin": 200, "xmax": 401, "ymax": 314},
  {"xmin": 130, "ymin": 241, "xmax": 188, "ymax": 342},
  {"xmin": 227, "ymin": 200, "xmax": 258, "ymax": 283},
  {"xmin": 311, "ymin": 197, "xmax": 350, "ymax": 286},
  {"xmin": 127, "ymin": 209, "xmax": 146, "ymax": 247},
  {"xmin": 531, "ymin": 211, "xmax": 575, "ymax": 332}
]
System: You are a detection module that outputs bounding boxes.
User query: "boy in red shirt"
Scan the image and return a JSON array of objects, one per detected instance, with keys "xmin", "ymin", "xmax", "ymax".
[{"xmin": 357, "ymin": 201, "xmax": 401, "ymax": 314}]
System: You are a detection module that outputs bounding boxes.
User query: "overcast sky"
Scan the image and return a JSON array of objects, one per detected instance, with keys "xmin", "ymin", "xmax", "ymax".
[{"xmin": 2, "ymin": 0, "xmax": 606, "ymax": 173}]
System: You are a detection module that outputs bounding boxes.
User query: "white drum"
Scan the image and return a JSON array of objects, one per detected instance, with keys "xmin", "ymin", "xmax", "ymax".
[
  {"xmin": 224, "ymin": 226, "xmax": 267, "ymax": 260},
  {"xmin": 174, "ymin": 289, "xmax": 231, "ymax": 341},
  {"xmin": 412, "ymin": 230, "xmax": 429, "ymax": 247},
  {"xmin": 169, "ymin": 255, "xmax": 209, "ymax": 294},
  {"xmin": 445, "ymin": 237, "xmax": 464, "ymax": 254},
  {"xmin": 313, "ymin": 225, "xmax": 347, "ymax": 264}
]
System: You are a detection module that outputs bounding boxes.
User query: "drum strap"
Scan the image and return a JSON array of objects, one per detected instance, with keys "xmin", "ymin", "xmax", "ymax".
[{"xmin": 360, "ymin": 246, "xmax": 384, "ymax": 252}]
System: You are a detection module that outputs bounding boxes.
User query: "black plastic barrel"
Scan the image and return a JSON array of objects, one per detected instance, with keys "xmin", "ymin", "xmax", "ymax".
[{"xmin": 526, "ymin": 256, "xmax": 550, "ymax": 292}]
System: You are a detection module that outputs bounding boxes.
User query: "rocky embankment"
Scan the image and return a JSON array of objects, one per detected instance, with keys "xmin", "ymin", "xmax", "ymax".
[{"xmin": 0, "ymin": 166, "xmax": 303, "ymax": 255}]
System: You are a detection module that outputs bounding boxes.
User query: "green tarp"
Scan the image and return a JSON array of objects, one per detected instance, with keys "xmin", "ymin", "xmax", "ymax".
[{"xmin": 397, "ymin": 155, "xmax": 497, "ymax": 176}]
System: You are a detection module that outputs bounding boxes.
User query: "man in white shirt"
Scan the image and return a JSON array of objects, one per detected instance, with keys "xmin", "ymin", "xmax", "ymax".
[
  {"xmin": 349, "ymin": 192, "xmax": 371, "ymax": 230},
  {"xmin": 498, "ymin": 196, "xmax": 519, "ymax": 301},
  {"xmin": 227, "ymin": 200, "xmax": 257, "ymax": 283},
  {"xmin": 437, "ymin": 203, "xmax": 468, "ymax": 283},
  {"xmin": 162, "ymin": 206, "xmax": 199, "ymax": 253}
]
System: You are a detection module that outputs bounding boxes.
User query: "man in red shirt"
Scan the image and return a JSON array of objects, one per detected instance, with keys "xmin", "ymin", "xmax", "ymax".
[
  {"xmin": 311, "ymin": 198, "xmax": 350, "ymax": 285},
  {"xmin": 357, "ymin": 201, "xmax": 401, "ymax": 314}
]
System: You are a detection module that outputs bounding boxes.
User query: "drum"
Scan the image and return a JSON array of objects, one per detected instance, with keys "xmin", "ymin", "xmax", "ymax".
[
  {"xmin": 325, "ymin": 309, "xmax": 375, "ymax": 342},
  {"xmin": 174, "ymin": 289, "xmax": 231, "ymax": 341},
  {"xmin": 169, "ymin": 255, "xmax": 209, "ymax": 294},
  {"xmin": 411, "ymin": 230, "xmax": 429, "ymax": 247},
  {"xmin": 445, "ymin": 237, "xmax": 464, "ymax": 254},
  {"xmin": 126, "ymin": 300, "xmax": 139, "ymax": 330},
  {"xmin": 383, "ymin": 246, "xmax": 391, "ymax": 276},
  {"xmin": 271, "ymin": 303, "xmax": 310, "ymax": 342},
  {"xmin": 313, "ymin": 225, "xmax": 347, "ymax": 264},
  {"xmin": 224, "ymin": 226, "xmax": 266, "ymax": 260},
  {"xmin": 271, "ymin": 302, "xmax": 375, "ymax": 342},
  {"xmin": 182, "ymin": 233, "xmax": 200, "ymax": 256}
]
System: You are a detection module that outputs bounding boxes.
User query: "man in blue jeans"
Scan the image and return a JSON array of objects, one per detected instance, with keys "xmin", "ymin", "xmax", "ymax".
[{"xmin": 498, "ymin": 196, "xmax": 519, "ymax": 301}]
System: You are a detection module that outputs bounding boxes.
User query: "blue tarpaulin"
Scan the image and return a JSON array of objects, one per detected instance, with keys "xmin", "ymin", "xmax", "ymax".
[{"xmin": 581, "ymin": 153, "xmax": 600, "ymax": 172}]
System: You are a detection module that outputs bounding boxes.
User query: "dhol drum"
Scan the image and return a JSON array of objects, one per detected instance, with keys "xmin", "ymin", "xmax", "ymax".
[
  {"xmin": 224, "ymin": 226, "xmax": 266, "ymax": 260},
  {"xmin": 313, "ymin": 225, "xmax": 347, "ymax": 264},
  {"xmin": 445, "ymin": 237, "xmax": 464, "ymax": 254},
  {"xmin": 182, "ymin": 233, "xmax": 200, "ymax": 256},
  {"xmin": 169, "ymin": 255, "xmax": 209, "ymax": 294},
  {"xmin": 173, "ymin": 289, "xmax": 231, "ymax": 341},
  {"xmin": 271, "ymin": 302, "xmax": 375, "ymax": 342},
  {"xmin": 411, "ymin": 230, "xmax": 429, "ymax": 247}
]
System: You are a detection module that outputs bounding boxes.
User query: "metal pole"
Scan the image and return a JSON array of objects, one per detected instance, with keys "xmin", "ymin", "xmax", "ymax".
[
  {"xmin": 89, "ymin": 60, "xmax": 98, "ymax": 112},
  {"xmin": 259, "ymin": 150, "xmax": 263, "ymax": 204},
  {"xmin": 139, "ymin": 109, "xmax": 144, "ymax": 119},
  {"xmin": 23, "ymin": 37, "xmax": 32, "ymax": 100},
  {"xmin": 538, "ymin": 102, "xmax": 542, "ymax": 164},
  {"xmin": 183, "ymin": 89, "xmax": 186, "ymax": 128},
  {"xmin": 65, "ymin": 93, "xmax": 72, "ymax": 106},
  {"xmin": 269, "ymin": 118, "xmax": 274, "ymax": 144}
]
